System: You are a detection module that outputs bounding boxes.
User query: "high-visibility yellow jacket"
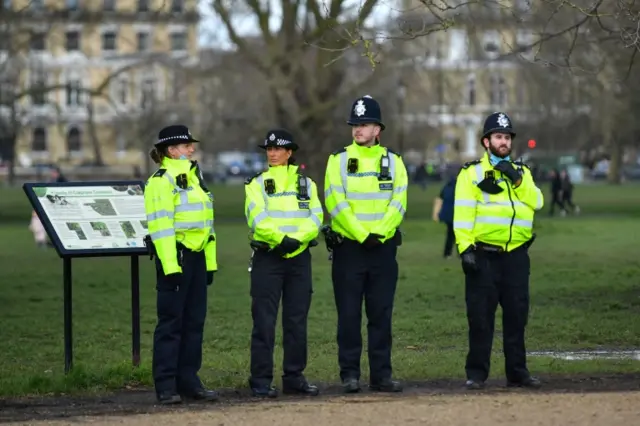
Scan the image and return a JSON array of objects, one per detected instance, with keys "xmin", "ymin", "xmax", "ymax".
[
  {"xmin": 453, "ymin": 153, "xmax": 544, "ymax": 253},
  {"xmin": 144, "ymin": 157, "xmax": 216, "ymax": 275},
  {"xmin": 324, "ymin": 141, "xmax": 408, "ymax": 243},
  {"xmin": 244, "ymin": 164, "xmax": 323, "ymax": 258}
]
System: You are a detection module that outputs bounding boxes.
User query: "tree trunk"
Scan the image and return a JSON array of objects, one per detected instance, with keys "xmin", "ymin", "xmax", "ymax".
[{"xmin": 607, "ymin": 139, "xmax": 623, "ymax": 184}]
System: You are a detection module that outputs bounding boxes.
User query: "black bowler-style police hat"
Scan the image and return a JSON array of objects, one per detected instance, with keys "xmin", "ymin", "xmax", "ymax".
[
  {"xmin": 259, "ymin": 128, "xmax": 298, "ymax": 151},
  {"xmin": 347, "ymin": 95, "xmax": 386, "ymax": 131},
  {"xmin": 155, "ymin": 125, "xmax": 200, "ymax": 147},
  {"xmin": 481, "ymin": 111, "xmax": 516, "ymax": 143}
]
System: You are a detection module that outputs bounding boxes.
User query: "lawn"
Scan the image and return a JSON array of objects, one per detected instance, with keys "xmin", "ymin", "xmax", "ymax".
[{"xmin": 1, "ymin": 182, "xmax": 639, "ymax": 396}]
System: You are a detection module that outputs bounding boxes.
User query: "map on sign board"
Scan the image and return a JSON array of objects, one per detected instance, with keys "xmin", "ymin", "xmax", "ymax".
[{"xmin": 23, "ymin": 181, "xmax": 149, "ymax": 257}]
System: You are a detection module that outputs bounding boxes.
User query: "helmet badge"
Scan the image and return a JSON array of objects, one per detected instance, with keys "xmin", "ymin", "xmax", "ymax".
[
  {"xmin": 497, "ymin": 113, "xmax": 510, "ymax": 128},
  {"xmin": 354, "ymin": 99, "xmax": 366, "ymax": 117}
]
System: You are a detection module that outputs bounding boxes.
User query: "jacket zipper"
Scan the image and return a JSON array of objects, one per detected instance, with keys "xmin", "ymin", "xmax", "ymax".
[{"xmin": 504, "ymin": 176, "xmax": 516, "ymax": 252}]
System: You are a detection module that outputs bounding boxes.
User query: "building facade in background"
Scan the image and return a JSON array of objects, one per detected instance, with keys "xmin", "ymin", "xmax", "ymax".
[
  {"xmin": 397, "ymin": 0, "xmax": 536, "ymax": 161},
  {"xmin": 0, "ymin": 0, "xmax": 200, "ymax": 168}
]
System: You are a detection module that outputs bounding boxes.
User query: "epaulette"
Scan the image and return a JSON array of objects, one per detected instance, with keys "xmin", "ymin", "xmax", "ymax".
[
  {"xmin": 331, "ymin": 147, "xmax": 347, "ymax": 156},
  {"xmin": 244, "ymin": 171, "xmax": 263, "ymax": 185},
  {"xmin": 513, "ymin": 160, "xmax": 530, "ymax": 169},
  {"xmin": 152, "ymin": 168, "xmax": 167, "ymax": 178},
  {"xmin": 386, "ymin": 148, "xmax": 401, "ymax": 157},
  {"xmin": 461, "ymin": 160, "xmax": 481, "ymax": 169}
]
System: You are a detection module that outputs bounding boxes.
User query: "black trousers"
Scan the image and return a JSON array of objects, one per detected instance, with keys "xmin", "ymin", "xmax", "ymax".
[
  {"xmin": 549, "ymin": 191, "xmax": 566, "ymax": 215},
  {"xmin": 444, "ymin": 222, "xmax": 455, "ymax": 257},
  {"xmin": 153, "ymin": 247, "xmax": 208, "ymax": 394},
  {"xmin": 464, "ymin": 245, "xmax": 531, "ymax": 382},
  {"xmin": 249, "ymin": 248, "xmax": 313, "ymax": 387},
  {"xmin": 331, "ymin": 238, "xmax": 399, "ymax": 383}
]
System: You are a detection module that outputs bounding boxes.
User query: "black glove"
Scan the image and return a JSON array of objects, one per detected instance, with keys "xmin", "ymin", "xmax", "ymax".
[
  {"xmin": 460, "ymin": 247, "xmax": 478, "ymax": 274},
  {"xmin": 206, "ymin": 271, "xmax": 214, "ymax": 286},
  {"xmin": 494, "ymin": 161, "xmax": 521, "ymax": 185},
  {"xmin": 362, "ymin": 233, "xmax": 384, "ymax": 249},
  {"xmin": 165, "ymin": 273, "xmax": 183, "ymax": 290},
  {"xmin": 279, "ymin": 236, "xmax": 301, "ymax": 254}
]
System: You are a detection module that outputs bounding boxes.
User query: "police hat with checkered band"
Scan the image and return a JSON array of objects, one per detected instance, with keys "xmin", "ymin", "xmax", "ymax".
[
  {"xmin": 154, "ymin": 125, "xmax": 200, "ymax": 147},
  {"xmin": 259, "ymin": 128, "xmax": 298, "ymax": 151},
  {"xmin": 481, "ymin": 111, "xmax": 516, "ymax": 143},
  {"xmin": 347, "ymin": 95, "xmax": 386, "ymax": 131}
]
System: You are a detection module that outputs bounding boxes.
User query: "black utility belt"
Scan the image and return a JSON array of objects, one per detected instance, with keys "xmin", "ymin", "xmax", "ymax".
[{"xmin": 475, "ymin": 242, "xmax": 505, "ymax": 253}]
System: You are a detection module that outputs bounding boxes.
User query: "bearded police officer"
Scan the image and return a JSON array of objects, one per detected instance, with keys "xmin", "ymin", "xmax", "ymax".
[
  {"xmin": 324, "ymin": 95, "xmax": 408, "ymax": 393},
  {"xmin": 454, "ymin": 112, "xmax": 544, "ymax": 390},
  {"xmin": 245, "ymin": 129, "xmax": 323, "ymax": 398},
  {"xmin": 144, "ymin": 125, "xmax": 218, "ymax": 404}
]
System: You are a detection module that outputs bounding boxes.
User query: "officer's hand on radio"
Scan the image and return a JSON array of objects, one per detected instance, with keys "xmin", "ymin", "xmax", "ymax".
[
  {"xmin": 460, "ymin": 246, "xmax": 478, "ymax": 274},
  {"xmin": 363, "ymin": 233, "xmax": 383, "ymax": 249},
  {"xmin": 165, "ymin": 272, "xmax": 183, "ymax": 290},
  {"xmin": 206, "ymin": 271, "xmax": 214, "ymax": 286},
  {"xmin": 494, "ymin": 161, "xmax": 522, "ymax": 186},
  {"xmin": 279, "ymin": 236, "xmax": 302, "ymax": 254}
]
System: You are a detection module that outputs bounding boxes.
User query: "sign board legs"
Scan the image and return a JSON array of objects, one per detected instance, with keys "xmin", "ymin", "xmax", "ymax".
[
  {"xmin": 63, "ymin": 257, "xmax": 73, "ymax": 374},
  {"xmin": 131, "ymin": 255, "xmax": 141, "ymax": 367}
]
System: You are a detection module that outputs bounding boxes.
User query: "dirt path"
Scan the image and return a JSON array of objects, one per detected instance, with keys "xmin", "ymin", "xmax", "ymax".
[
  {"xmin": 1, "ymin": 374, "xmax": 639, "ymax": 425},
  {"xmin": 7, "ymin": 391, "xmax": 640, "ymax": 426}
]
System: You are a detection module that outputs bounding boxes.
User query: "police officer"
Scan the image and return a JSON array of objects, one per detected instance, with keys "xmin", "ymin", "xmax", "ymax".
[
  {"xmin": 453, "ymin": 112, "xmax": 544, "ymax": 390},
  {"xmin": 144, "ymin": 125, "xmax": 218, "ymax": 404},
  {"xmin": 244, "ymin": 129, "xmax": 323, "ymax": 398},
  {"xmin": 324, "ymin": 96, "xmax": 408, "ymax": 393}
]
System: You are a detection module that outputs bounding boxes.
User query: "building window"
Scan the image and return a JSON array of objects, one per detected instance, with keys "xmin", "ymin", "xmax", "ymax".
[
  {"xmin": 30, "ymin": 33, "xmax": 46, "ymax": 51},
  {"xmin": 116, "ymin": 78, "xmax": 128, "ymax": 104},
  {"xmin": 140, "ymin": 78, "xmax": 155, "ymax": 108},
  {"xmin": 170, "ymin": 32, "xmax": 187, "ymax": 51},
  {"xmin": 137, "ymin": 0, "xmax": 148, "ymax": 12},
  {"xmin": 66, "ymin": 79, "xmax": 82, "ymax": 106},
  {"xmin": 2, "ymin": 0, "xmax": 11, "ymax": 11},
  {"xmin": 490, "ymin": 75, "xmax": 507, "ymax": 106},
  {"xmin": 466, "ymin": 74, "xmax": 475, "ymax": 106},
  {"xmin": 65, "ymin": 0, "xmax": 79, "ymax": 10},
  {"xmin": 67, "ymin": 127, "xmax": 82, "ymax": 152},
  {"xmin": 0, "ymin": 32, "xmax": 10, "ymax": 50},
  {"xmin": 102, "ymin": 32, "xmax": 117, "ymax": 51},
  {"xmin": 65, "ymin": 31, "xmax": 80, "ymax": 51},
  {"xmin": 30, "ymin": 69, "xmax": 47, "ymax": 105},
  {"xmin": 30, "ymin": 0, "xmax": 44, "ymax": 10},
  {"xmin": 32, "ymin": 127, "xmax": 47, "ymax": 152},
  {"xmin": 483, "ymin": 30, "xmax": 500, "ymax": 59},
  {"xmin": 0, "ymin": 80, "xmax": 13, "ymax": 105},
  {"xmin": 171, "ymin": 0, "xmax": 183, "ymax": 13},
  {"xmin": 103, "ymin": 0, "xmax": 115, "ymax": 11},
  {"xmin": 137, "ymin": 32, "xmax": 149, "ymax": 52},
  {"xmin": 172, "ymin": 70, "xmax": 186, "ymax": 102}
]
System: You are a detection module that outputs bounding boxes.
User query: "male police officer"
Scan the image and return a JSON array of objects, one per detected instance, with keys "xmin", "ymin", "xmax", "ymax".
[
  {"xmin": 324, "ymin": 95, "xmax": 408, "ymax": 393},
  {"xmin": 453, "ymin": 112, "xmax": 544, "ymax": 390}
]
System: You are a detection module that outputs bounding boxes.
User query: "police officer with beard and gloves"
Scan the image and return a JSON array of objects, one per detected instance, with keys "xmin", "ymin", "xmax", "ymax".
[
  {"xmin": 144, "ymin": 125, "xmax": 218, "ymax": 405},
  {"xmin": 323, "ymin": 95, "xmax": 408, "ymax": 394},
  {"xmin": 453, "ymin": 112, "xmax": 544, "ymax": 390},
  {"xmin": 244, "ymin": 129, "xmax": 323, "ymax": 398}
]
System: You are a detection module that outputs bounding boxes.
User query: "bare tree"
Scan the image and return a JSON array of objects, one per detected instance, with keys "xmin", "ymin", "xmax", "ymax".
[{"xmin": 209, "ymin": 0, "xmax": 397, "ymax": 181}]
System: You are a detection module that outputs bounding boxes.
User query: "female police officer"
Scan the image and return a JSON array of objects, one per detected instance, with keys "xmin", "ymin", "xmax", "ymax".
[
  {"xmin": 144, "ymin": 125, "xmax": 218, "ymax": 404},
  {"xmin": 244, "ymin": 129, "xmax": 323, "ymax": 398}
]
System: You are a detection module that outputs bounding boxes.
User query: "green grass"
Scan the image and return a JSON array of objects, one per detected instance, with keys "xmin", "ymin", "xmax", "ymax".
[{"xmin": 1, "ymin": 183, "xmax": 639, "ymax": 397}]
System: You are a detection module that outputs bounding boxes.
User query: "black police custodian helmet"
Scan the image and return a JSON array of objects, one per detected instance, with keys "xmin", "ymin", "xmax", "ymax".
[
  {"xmin": 258, "ymin": 128, "xmax": 298, "ymax": 151},
  {"xmin": 155, "ymin": 124, "xmax": 199, "ymax": 148},
  {"xmin": 481, "ymin": 111, "xmax": 516, "ymax": 144},
  {"xmin": 347, "ymin": 95, "xmax": 386, "ymax": 131}
]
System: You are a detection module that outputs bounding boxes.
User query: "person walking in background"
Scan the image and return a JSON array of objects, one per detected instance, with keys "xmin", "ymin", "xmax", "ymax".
[
  {"xmin": 559, "ymin": 169, "xmax": 580, "ymax": 214},
  {"xmin": 548, "ymin": 169, "xmax": 567, "ymax": 217},
  {"xmin": 144, "ymin": 124, "xmax": 218, "ymax": 405},
  {"xmin": 432, "ymin": 168, "xmax": 458, "ymax": 259},
  {"xmin": 29, "ymin": 210, "xmax": 47, "ymax": 249}
]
